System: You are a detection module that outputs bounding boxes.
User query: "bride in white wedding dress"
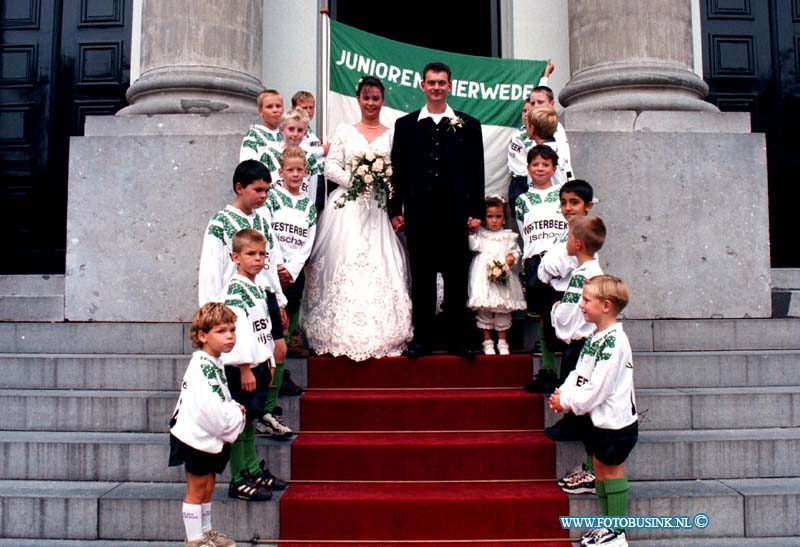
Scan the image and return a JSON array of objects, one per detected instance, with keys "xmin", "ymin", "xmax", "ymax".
[{"xmin": 300, "ymin": 76, "xmax": 413, "ymax": 361}]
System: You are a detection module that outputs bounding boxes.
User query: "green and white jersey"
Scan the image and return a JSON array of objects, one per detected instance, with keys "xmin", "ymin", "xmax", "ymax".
[
  {"xmin": 551, "ymin": 258, "xmax": 603, "ymax": 343},
  {"xmin": 515, "ymin": 186, "xmax": 567, "ymax": 259},
  {"xmin": 560, "ymin": 322, "xmax": 637, "ymax": 430},
  {"xmin": 263, "ymin": 185, "xmax": 317, "ymax": 282},
  {"xmin": 221, "ymin": 274, "xmax": 275, "ymax": 368},
  {"xmin": 170, "ymin": 350, "xmax": 245, "ymax": 453},
  {"xmin": 240, "ymin": 124, "xmax": 284, "ymax": 176},
  {"xmin": 507, "ymin": 129, "xmax": 535, "ymax": 178},
  {"xmin": 198, "ymin": 204, "xmax": 285, "ymax": 307}
]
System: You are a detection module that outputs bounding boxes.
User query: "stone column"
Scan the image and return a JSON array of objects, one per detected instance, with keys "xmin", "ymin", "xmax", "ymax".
[
  {"xmin": 119, "ymin": 0, "xmax": 263, "ymax": 115},
  {"xmin": 560, "ymin": 0, "xmax": 717, "ymax": 112}
]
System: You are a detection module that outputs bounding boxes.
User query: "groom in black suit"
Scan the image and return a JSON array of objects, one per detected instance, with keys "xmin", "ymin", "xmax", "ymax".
[{"xmin": 390, "ymin": 62, "xmax": 485, "ymax": 359}]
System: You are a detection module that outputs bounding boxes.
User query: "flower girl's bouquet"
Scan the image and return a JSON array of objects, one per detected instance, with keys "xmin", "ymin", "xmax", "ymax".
[{"xmin": 486, "ymin": 259, "xmax": 510, "ymax": 285}]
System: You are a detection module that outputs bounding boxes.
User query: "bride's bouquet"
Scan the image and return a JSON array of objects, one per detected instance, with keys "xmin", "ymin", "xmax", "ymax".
[
  {"xmin": 487, "ymin": 259, "xmax": 510, "ymax": 285},
  {"xmin": 334, "ymin": 151, "xmax": 394, "ymax": 209}
]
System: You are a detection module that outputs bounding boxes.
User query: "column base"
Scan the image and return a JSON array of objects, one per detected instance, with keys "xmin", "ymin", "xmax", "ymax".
[
  {"xmin": 560, "ymin": 62, "xmax": 718, "ymax": 113},
  {"xmin": 119, "ymin": 66, "xmax": 263, "ymax": 115}
]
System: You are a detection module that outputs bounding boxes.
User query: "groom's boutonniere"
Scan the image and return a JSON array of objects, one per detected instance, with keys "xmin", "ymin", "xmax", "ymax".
[{"xmin": 448, "ymin": 116, "xmax": 465, "ymax": 132}]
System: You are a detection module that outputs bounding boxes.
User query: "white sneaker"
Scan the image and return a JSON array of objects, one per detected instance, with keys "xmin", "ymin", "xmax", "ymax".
[
  {"xmin": 255, "ymin": 411, "xmax": 292, "ymax": 437},
  {"xmin": 204, "ymin": 529, "xmax": 237, "ymax": 547},
  {"xmin": 496, "ymin": 339, "xmax": 510, "ymax": 355},
  {"xmin": 482, "ymin": 340, "xmax": 496, "ymax": 355},
  {"xmin": 592, "ymin": 528, "xmax": 628, "ymax": 546},
  {"xmin": 558, "ymin": 463, "xmax": 584, "ymax": 487}
]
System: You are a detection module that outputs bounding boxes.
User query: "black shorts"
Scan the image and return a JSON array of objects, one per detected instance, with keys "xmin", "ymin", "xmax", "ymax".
[
  {"xmin": 225, "ymin": 361, "xmax": 272, "ymax": 420},
  {"xmin": 582, "ymin": 420, "xmax": 639, "ymax": 466},
  {"xmin": 168, "ymin": 433, "xmax": 231, "ymax": 476},
  {"xmin": 524, "ymin": 255, "xmax": 555, "ymax": 314}
]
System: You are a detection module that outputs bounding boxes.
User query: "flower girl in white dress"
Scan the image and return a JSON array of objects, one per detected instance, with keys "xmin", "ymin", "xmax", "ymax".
[{"xmin": 467, "ymin": 196, "xmax": 526, "ymax": 355}]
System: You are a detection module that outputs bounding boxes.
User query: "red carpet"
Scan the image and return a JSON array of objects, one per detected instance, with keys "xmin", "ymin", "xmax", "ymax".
[{"xmin": 281, "ymin": 354, "xmax": 570, "ymax": 544}]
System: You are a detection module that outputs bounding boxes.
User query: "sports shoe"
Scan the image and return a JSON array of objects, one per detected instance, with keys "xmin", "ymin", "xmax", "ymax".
[
  {"xmin": 545, "ymin": 412, "xmax": 586, "ymax": 442},
  {"xmin": 496, "ymin": 339, "xmax": 510, "ymax": 355},
  {"xmin": 228, "ymin": 470, "xmax": 272, "ymax": 501},
  {"xmin": 279, "ymin": 369, "xmax": 304, "ymax": 396},
  {"xmin": 482, "ymin": 340, "xmax": 496, "ymax": 355},
  {"xmin": 186, "ymin": 537, "xmax": 215, "ymax": 547},
  {"xmin": 523, "ymin": 369, "xmax": 559, "ymax": 393},
  {"xmin": 580, "ymin": 528, "xmax": 601, "ymax": 546},
  {"xmin": 557, "ymin": 463, "xmax": 584, "ymax": 487},
  {"xmin": 204, "ymin": 529, "xmax": 237, "ymax": 547},
  {"xmin": 590, "ymin": 528, "xmax": 628, "ymax": 546},
  {"xmin": 254, "ymin": 459, "xmax": 288, "ymax": 491},
  {"xmin": 255, "ymin": 406, "xmax": 293, "ymax": 439},
  {"xmin": 561, "ymin": 468, "xmax": 596, "ymax": 494},
  {"xmin": 286, "ymin": 334, "xmax": 309, "ymax": 358}
]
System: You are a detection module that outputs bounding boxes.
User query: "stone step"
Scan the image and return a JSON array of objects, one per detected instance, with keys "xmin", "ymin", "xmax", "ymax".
[
  {"xmin": 597, "ymin": 386, "xmax": 800, "ymax": 430},
  {"xmin": 570, "ymin": 478, "xmax": 800, "ymax": 541},
  {"xmin": 632, "ymin": 349, "xmax": 800, "ymax": 389},
  {"xmin": 772, "ymin": 290, "xmax": 800, "ymax": 318},
  {"xmin": 0, "ymin": 541, "xmax": 185, "ymax": 547},
  {"xmin": 0, "ymin": 275, "xmax": 65, "ymax": 321},
  {"xmin": 0, "ymin": 480, "xmax": 280, "ymax": 541},
  {"xmin": 2, "ymin": 478, "xmax": 796, "ymax": 541},
  {"xmin": 0, "ymin": 389, "xmax": 300, "ymax": 433},
  {"xmin": 556, "ymin": 428, "xmax": 800, "ymax": 481},
  {"xmin": 0, "ymin": 431, "xmax": 292, "ymax": 482},
  {"xmin": 631, "ymin": 538, "xmax": 800, "ymax": 546},
  {"xmin": 0, "ymin": 353, "xmax": 308, "ymax": 391},
  {"xmin": 3, "ymin": 318, "xmax": 800, "ymax": 354}
]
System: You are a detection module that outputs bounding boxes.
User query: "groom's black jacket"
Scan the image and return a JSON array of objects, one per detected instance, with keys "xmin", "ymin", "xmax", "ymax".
[{"xmin": 389, "ymin": 109, "xmax": 485, "ymax": 249}]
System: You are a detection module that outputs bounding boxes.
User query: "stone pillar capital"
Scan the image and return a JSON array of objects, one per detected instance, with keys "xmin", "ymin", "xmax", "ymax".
[
  {"xmin": 561, "ymin": 0, "xmax": 717, "ymax": 112},
  {"xmin": 120, "ymin": 0, "xmax": 263, "ymax": 115}
]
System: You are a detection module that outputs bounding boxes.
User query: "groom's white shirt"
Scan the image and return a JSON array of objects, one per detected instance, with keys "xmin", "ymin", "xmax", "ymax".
[{"xmin": 417, "ymin": 104, "xmax": 457, "ymax": 125}]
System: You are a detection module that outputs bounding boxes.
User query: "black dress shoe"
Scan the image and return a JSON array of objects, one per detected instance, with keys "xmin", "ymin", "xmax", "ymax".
[
  {"xmin": 450, "ymin": 346, "xmax": 476, "ymax": 361},
  {"xmin": 406, "ymin": 341, "xmax": 431, "ymax": 360}
]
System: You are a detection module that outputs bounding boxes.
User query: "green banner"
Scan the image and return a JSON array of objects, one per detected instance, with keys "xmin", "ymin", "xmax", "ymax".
[{"xmin": 329, "ymin": 20, "xmax": 547, "ymax": 128}]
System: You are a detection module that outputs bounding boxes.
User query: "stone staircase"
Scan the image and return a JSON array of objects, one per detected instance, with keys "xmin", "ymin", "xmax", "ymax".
[{"xmin": 1, "ymin": 318, "xmax": 799, "ymax": 545}]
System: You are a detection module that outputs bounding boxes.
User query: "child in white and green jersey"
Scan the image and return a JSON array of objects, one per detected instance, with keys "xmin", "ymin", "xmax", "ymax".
[
  {"xmin": 240, "ymin": 89, "xmax": 285, "ymax": 174},
  {"xmin": 277, "ymin": 108, "xmax": 325, "ymax": 200},
  {"xmin": 221, "ymin": 229, "xmax": 288, "ymax": 501},
  {"xmin": 516, "ymin": 145, "xmax": 568, "ymax": 391},
  {"xmin": 197, "ymin": 160, "xmax": 286, "ymax": 311},
  {"xmin": 260, "ymin": 146, "xmax": 317, "ymax": 428},
  {"xmin": 549, "ymin": 275, "xmax": 638, "ymax": 547}
]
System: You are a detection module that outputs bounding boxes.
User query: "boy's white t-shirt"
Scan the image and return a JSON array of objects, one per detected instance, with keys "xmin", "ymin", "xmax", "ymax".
[
  {"xmin": 559, "ymin": 322, "xmax": 637, "ymax": 430},
  {"xmin": 169, "ymin": 350, "xmax": 245, "ymax": 453},
  {"xmin": 515, "ymin": 186, "xmax": 568, "ymax": 259},
  {"xmin": 264, "ymin": 185, "xmax": 318, "ymax": 282},
  {"xmin": 221, "ymin": 274, "xmax": 276, "ymax": 368},
  {"xmin": 551, "ymin": 258, "xmax": 604, "ymax": 343},
  {"xmin": 197, "ymin": 204, "xmax": 285, "ymax": 307}
]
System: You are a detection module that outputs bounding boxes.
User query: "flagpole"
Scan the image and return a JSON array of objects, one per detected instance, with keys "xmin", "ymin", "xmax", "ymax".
[{"xmin": 319, "ymin": 6, "xmax": 331, "ymax": 205}]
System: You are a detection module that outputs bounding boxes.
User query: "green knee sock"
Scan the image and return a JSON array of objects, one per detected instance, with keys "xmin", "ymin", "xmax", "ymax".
[
  {"xmin": 585, "ymin": 453, "xmax": 594, "ymax": 473},
  {"xmin": 284, "ymin": 309, "xmax": 300, "ymax": 342},
  {"xmin": 595, "ymin": 480, "xmax": 608, "ymax": 515},
  {"xmin": 604, "ymin": 477, "xmax": 630, "ymax": 532},
  {"xmin": 537, "ymin": 324, "xmax": 557, "ymax": 372},
  {"xmin": 228, "ymin": 425, "xmax": 251, "ymax": 483},
  {"xmin": 241, "ymin": 423, "xmax": 261, "ymax": 475},
  {"xmin": 265, "ymin": 361, "xmax": 285, "ymax": 413}
]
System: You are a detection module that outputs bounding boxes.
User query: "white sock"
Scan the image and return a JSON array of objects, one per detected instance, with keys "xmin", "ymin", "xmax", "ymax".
[
  {"xmin": 182, "ymin": 502, "xmax": 204, "ymax": 540},
  {"xmin": 201, "ymin": 502, "xmax": 212, "ymax": 532}
]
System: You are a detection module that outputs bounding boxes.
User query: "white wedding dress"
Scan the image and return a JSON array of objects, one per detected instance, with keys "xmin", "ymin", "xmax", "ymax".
[{"xmin": 300, "ymin": 123, "xmax": 413, "ymax": 361}]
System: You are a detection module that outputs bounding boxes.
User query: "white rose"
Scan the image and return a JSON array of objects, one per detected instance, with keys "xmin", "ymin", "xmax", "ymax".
[
  {"xmin": 357, "ymin": 165, "xmax": 368, "ymax": 176},
  {"xmin": 364, "ymin": 174, "xmax": 374, "ymax": 184},
  {"xmin": 373, "ymin": 158, "xmax": 384, "ymax": 172},
  {"xmin": 365, "ymin": 151, "xmax": 375, "ymax": 161},
  {"xmin": 385, "ymin": 167, "xmax": 393, "ymax": 177}
]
